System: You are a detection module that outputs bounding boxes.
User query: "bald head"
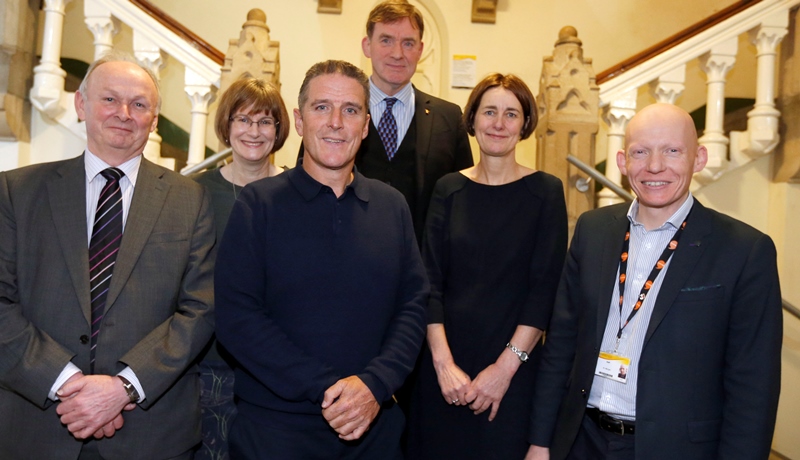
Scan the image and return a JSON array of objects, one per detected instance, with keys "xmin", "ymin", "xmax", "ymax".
[
  {"xmin": 624, "ymin": 103, "xmax": 699, "ymax": 148},
  {"xmin": 616, "ymin": 103, "xmax": 707, "ymax": 229}
]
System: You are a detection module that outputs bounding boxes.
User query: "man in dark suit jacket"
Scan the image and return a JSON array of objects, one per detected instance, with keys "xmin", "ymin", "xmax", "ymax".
[
  {"xmin": 526, "ymin": 103, "xmax": 782, "ymax": 460},
  {"xmin": 296, "ymin": 2, "xmax": 473, "ymax": 241},
  {"xmin": 0, "ymin": 53, "xmax": 215, "ymax": 459},
  {"xmin": 358, "ymin": 0, "xmax": 473, "ymax": 240}
]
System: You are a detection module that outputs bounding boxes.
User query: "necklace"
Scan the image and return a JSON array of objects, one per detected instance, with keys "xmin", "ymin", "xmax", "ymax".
[{"xmin": 231, "ymin": 165, "xmax": 238, "ymax": 200}]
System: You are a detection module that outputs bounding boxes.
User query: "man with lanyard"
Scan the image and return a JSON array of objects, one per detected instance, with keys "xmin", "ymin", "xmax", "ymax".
[{"xmin": 526, "ymin": 103, "xmax": 782, "ymax": 459}]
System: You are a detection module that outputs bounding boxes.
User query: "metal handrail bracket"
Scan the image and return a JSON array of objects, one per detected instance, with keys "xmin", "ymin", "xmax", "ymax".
[{"xmin": 566, "ymin": 155, "xmax": 635, "ymax": 202}]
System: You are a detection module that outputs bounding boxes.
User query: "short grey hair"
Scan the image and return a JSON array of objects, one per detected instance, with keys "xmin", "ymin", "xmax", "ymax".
[
  {"xmin": 78, "ymin": 51, "xmax": 162, "ymax": 113},
  {"xmin": 297, "ymin": 60, "xmax": 369, "ymax": 110}
]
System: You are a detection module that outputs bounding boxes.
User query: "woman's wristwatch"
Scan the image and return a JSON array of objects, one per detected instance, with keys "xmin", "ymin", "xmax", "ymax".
[{"xmin": 506, "ymin": 342, "xmax": 529, "ymax": 363}]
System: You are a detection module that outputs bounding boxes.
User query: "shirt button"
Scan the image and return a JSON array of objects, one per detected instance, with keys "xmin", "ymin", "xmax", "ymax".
[{"xmin": 646, "ymin": 243, "xmax": 652, "ymax": 249}]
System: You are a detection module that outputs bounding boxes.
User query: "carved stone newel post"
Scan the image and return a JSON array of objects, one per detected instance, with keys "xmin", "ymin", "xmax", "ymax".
[
  {"xmin": 775, "ymin": 6, "xmax": 800, "ymax": 182},
  {"xmin": 535, "ymin": 26, "xmax": 599, "ymax": 235},
  {"xmin": 220, "ymin": 9, "xmax": 281, "ymax": 94}
]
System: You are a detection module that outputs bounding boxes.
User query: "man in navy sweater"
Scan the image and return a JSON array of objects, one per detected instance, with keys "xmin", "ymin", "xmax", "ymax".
[{"xmin": 215, "ymin": 60, "xmax": 429, "ymax": 459}]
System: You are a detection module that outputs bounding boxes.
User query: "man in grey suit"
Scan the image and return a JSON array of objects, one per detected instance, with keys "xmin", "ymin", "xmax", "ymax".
[
  {"xmin": 526, "ymin": 103, "xmax": 781, "ymax": 460},
  {"xmin": 0, "ymin": 53, "xmax": 215, "ymax": 459}
]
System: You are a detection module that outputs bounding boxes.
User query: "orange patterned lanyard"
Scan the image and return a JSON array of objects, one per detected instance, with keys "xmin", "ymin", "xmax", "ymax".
[{"xmin": 616, "ymin": 215, "xmax": 689, "ymax": 342}]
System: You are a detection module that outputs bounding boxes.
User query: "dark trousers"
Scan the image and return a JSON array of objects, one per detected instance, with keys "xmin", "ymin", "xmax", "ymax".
[
  {"xmin": 229, "ymin": 403, "xmax": 404, "ymax": 460},
  {"xmin": 79, "ymin": 441, "xmax": 196, "ymax": 460},
  {"xmin": 566, "ymin": 414, "xmax": 635, "ymax": 460}
]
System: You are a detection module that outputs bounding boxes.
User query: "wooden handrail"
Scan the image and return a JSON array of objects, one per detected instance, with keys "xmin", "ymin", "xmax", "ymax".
[
  {"xmin": 597, "ymin": 0, "xmax": 763, "ymax": 84},
  {"xmin": 128, "ymin": 0, "xmax": 224, "ymax": 65}
]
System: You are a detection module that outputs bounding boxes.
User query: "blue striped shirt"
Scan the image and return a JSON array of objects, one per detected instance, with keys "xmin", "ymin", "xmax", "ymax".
[
  {"xmin": 587, "ymin": 194, "xmax": 695, "ymax": 420},
  {"xmin": 369, "ymin": 79, "xmax": 415, "ymax": 146}
]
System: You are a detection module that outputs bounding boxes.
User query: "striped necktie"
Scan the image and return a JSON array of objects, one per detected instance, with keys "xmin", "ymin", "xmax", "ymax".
[
  {"xmin": 88, "ymin": 167, "xmax": 125, "ymax": 373},
  {"xmin": 378, "ymin": 97, "xmax": 399, "ymax": 159}
]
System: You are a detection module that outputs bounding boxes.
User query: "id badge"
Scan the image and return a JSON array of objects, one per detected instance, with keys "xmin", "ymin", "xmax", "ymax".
[{"xmin": 595, "ymin": 352, "xmax": 631, "ymax": 384}]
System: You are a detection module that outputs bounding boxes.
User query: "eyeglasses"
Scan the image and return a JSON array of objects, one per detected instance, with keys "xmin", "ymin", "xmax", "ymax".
[{"xmin": 230, "ymin": 115, "xmax": 278, "ymax": 131}]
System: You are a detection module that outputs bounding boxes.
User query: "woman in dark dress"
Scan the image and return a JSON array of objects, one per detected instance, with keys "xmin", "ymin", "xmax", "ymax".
[
  {"xmin": 193, "ymin": 77, "xmax": 290, "ymax": 460},
  {"xmin": 408, "ymin": 74, "xmax": 568, "ymax": 459}
]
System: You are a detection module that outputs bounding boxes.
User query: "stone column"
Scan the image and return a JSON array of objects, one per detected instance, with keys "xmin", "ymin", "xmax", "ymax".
[
  {"xmin": 774, "ymin": 6, "xmax": 800, "ymax": 183},
  {"xmin": 535, "ymin": 26, "xmax": 599, "ymax": 234},
  {"xmin": 84, "ymin": 0, "xmax": 119, "ymax": 61},
  {"xmin": 598, "ymin": 90, "xmax": 636, "ymax": 208},
  {"xmin": 696, "ymin": 37, "xmax": 737, "ymax": 183},
  {"xmin": 133, "ymin": 31, "xmax": 173, "ymax": 170},
  {"xmin": 741, "ymin": 11, "xmax": 788, "ymax": 158},
  {"xmin": 30, "ymin": 0, "xmax": 72, "ymax": 117},
  {"xmin": 184, "ymin": 67, "xmax": 216, "ymax": 169}
]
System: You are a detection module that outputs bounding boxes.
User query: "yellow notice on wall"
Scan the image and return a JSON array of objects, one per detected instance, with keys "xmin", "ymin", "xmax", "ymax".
[{"xmin": 451, "ymin": 55, "xmax": 477, "ymax": 89}]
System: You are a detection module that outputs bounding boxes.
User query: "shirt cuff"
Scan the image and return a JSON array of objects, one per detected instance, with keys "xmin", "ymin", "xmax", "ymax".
[
  {"xmin": 117, "ymin": 366, "xmax": 146, "ymax": 403},
  {"xmin": 50, "ymin": 362, "xmax": 83, "ymax": 400}
]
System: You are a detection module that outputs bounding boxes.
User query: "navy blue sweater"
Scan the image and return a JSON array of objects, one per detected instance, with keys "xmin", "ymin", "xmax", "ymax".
[{"xmin": 215, "ymin": 166, "xmax": 428, "ymax": 427}]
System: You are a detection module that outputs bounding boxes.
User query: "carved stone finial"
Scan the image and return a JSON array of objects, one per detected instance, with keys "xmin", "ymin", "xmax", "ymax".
[
  {"xmin": 243, "ymin": 8, "xmax": 269, "ymax": 31},
  {"xmin": 556, "ymin": 26, "xmax": 582, "ymax": 46},
  {"xmin": 248, "ymin": 9, "xmax": 266, "ymax": 23},
  {"xmin": 219, "ymin": 8, "xmax": 281, "ymax": 95}
]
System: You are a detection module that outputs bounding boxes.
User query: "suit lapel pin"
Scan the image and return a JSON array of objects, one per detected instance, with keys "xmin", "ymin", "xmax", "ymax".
[{"xmin": 425, "ymin": 108, "xmax": 430, "ymax": 115}]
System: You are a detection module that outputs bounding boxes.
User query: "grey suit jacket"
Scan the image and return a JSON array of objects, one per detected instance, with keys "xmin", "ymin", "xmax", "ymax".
[
  {"xmin": 529, "ymin": 201, "xmax": 782, "ymax": 460},
  {"xmin": 0, "ymin": 155, "xmax": 216, "ymax": 459}
]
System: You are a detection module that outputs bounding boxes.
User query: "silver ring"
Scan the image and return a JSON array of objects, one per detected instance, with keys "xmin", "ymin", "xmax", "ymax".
[{"xmin": 452, "ymin": 398, "xmax": 459, "ymax": 404}]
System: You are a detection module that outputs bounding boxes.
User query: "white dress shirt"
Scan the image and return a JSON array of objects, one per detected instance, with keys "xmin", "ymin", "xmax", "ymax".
[{"xmin": 49, "ymin": 150, "xmax": 146, "ymax": 403}]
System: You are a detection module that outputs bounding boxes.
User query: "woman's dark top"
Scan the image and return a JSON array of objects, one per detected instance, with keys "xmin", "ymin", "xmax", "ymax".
[{"xmin": 408, "ymin": 171, "xmax": 568, "ymax": 459}]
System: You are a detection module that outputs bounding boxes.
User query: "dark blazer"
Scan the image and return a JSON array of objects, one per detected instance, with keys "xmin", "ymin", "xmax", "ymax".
[
  {"xmin": 529, "ymin": 200, "xmax": 782, "ymax": 460},
  {"xmin": 0, "ymin": 155, "xmax": 216, "ymax": 460},
  {"xmin": 299, "ymin": 87, "xmax": 473, "ymax": 236}
]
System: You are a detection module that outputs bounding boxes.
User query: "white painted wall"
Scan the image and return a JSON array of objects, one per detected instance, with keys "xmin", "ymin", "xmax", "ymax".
[{"xmin": 55, "ymin": 0, "xmax": 737, "ymax": 168}]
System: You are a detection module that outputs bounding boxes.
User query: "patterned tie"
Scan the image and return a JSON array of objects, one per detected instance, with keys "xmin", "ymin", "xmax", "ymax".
[
  {"xmin": 378, "ymin": 97, "xmax": 399, "ymax": 160},
  {"xmin": 88, "ymin": 167, "xmax": 125, "ymax": 373}
]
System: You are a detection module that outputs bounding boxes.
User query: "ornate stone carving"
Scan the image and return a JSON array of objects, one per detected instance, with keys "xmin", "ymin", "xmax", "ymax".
[
  {"xmin": 649, "ymin": 64, "xmax": 686, "ymax": 105},
  {"xmin": 1, "ymin": 0, "xmax": 37, "ymax": 143},
  {"xmin": 220, "ymin": 9, "xmax": 280, "ymax": 95},
  {"xmin": 84, "ymin": 0, "xmax": 120, "ymax": 62},
  {"xmin": 472, "ymin": 0, "xmax": 497, "ymax": 24},
  {"xmin": 775, "ymin": 6, "xmax": 800, "ymax": 183},
  {"xmin": 535, "ymin": 26, "xmax": 600, "ymax": 234}
]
